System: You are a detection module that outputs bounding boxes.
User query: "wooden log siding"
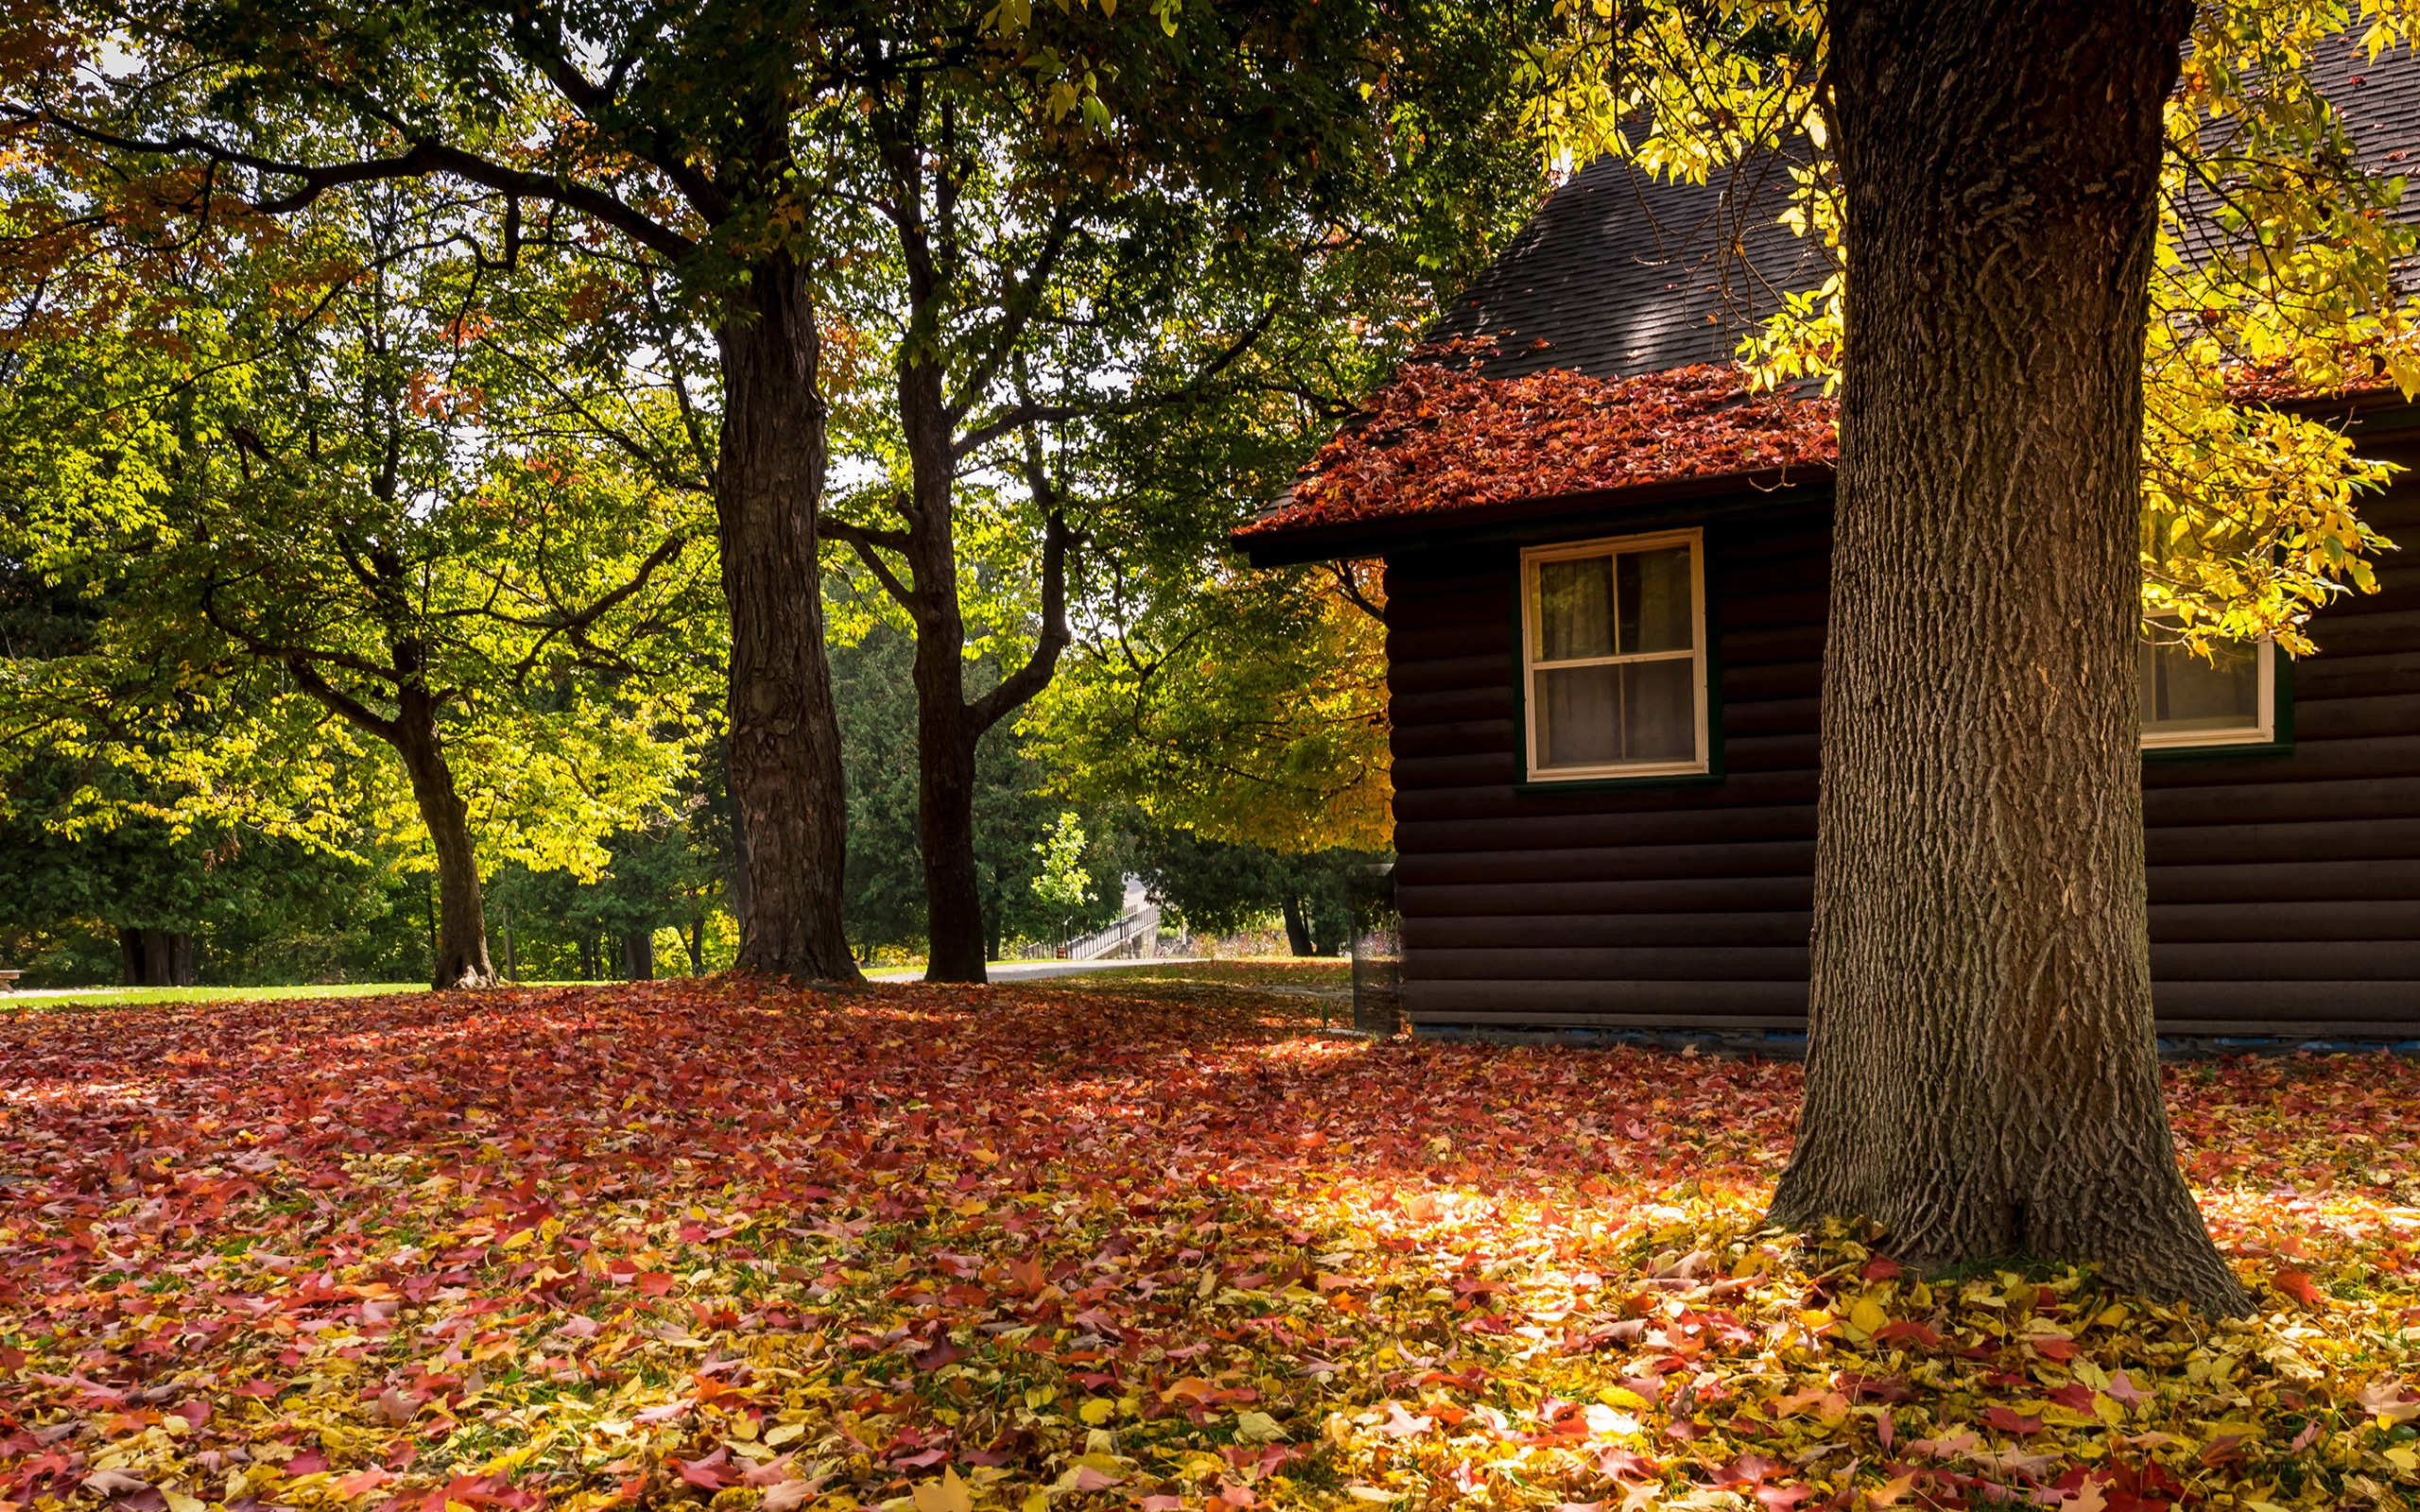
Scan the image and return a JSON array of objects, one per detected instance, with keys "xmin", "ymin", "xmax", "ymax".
[{"xmin": 1385, "ymin": 479, "xmax": 2420, "ymax": 1040}]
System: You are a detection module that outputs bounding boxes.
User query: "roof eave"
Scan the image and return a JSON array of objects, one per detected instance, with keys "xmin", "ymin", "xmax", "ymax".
[{"xmin": 1231, "ymin": 461, "xmax": 1840, "ymax": 567}]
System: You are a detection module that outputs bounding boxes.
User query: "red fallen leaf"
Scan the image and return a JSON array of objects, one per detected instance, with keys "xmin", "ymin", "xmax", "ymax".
[
  {"xmin": 1872, "ymin": 1319, "xmax": 1942, "ymax": 1349},
  {"xmin": 2048, "ymin": 1383, "xmax": 2095, "ymax": 1411},
  {"xmin": 2032, "ymin": 1335, "xmax": 2079, "ymax": 1361},
  {"xmin": 333, "ymin": 1470, "xmax": 397, "ymax": 1497},
  {"xmin": 233, "ymin": 1380, "xmax": 282, "ymax": 1399},
  {"xmin": 633, "ymin": 1271, "xmax": 675, "ymax": 1297},
  {"xmin": 676, "ymin": 1451, "xmax": 736, "ymax": 1489},
  {"xmin": 1070, "ymin": 1465, "xmax": 1123, "ymax": 1491},
  {"xmin": 286, "ymin": 1450, "xmax": 327, "ymax": 1474},
  {"xmin": 892, "ymin": 1449, "xmax": 948, "ymax": 1469},
  {"xmin": 2273, "ymin": 1269, "xmax": 2325, "ymax": 1306},
  {"xmin": 1983, "ymin": 1405, "xmax": 2044, "ymax": 1435},
  {"xmin": 1756, "ymin": 1488, "xmax": 1814, "ymax": 1511},
  {"xmin": 2103, "ymin": 1371, "xmax": 2151, "ymax": 1407},
  {"xmin": 911, "ymin": 1337, "xmax": 963, "ymax": 1372},
  {"xmin": 1861, "ymin": 1257, "xmax": 1904, "ymax": 1281}
]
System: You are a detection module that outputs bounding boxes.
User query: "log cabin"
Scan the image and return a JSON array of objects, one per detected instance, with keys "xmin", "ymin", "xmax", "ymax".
[{"xmin": 1235, "ymin": 45, "xmax": 2420, "ymax": 1048}]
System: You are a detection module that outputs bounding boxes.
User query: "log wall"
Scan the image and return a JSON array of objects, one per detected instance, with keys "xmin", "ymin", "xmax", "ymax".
[{"xmin": 1386, "ymin": 472, "xmax": 2420, "ymax": 1039}]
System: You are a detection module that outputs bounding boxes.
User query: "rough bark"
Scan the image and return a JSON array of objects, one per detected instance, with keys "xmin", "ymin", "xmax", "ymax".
[
  {"xmin": 714, "ymin": 251, "xmax": 860, "ymax": 983},
  {"xmin": 118, "ymin": 928, "xmax": 195, "ymax": 988},
  {"xmin": 1771, "ymin": 0, "xmax": 2248, "ymax": 1313},
  {"xmin": 391, "ymin": 693, "xmax": 496, "ymax": 991},
  {"xmin": 621, "ymin": 930, "xmax": 656, "ymax": 982}
]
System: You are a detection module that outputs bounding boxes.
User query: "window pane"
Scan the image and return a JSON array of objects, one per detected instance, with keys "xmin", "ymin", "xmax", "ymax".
[
  {"xmin": 1538, "ymin": 664, "xmax": 1621, "ymax": 767},
  {"xmin": 1536, "ymin": 557, "xmax": 1615, "ymax": 662},
  {"xmin": 2139, "ymin": 638, "xmax": 2260, "ymax": 735},
  {"xmin": 1621, "ymin": 657, "xmax": 1698, "ymax": 760},
  {"xmin": 1617, "ymin": 546, "xmax": 1694, "ymax": 655},
  {"xmin": 1536, "ymin": 660, "xmax": 1697, "ymax": 768}
]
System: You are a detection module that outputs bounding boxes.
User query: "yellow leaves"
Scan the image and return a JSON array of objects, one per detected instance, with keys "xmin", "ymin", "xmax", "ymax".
[
  {"xmin": 1233, "ymin": 1409, "xmax": 1289, "ymax": 1442},
  {"xmin": 1077, "ymin": 1397, "xmax": 1115, "ymax": 1425},
  {"xmin": 909, "ymin": 1468, "xmax": 974, "ymax": 1512},
  {"xmin": 1846, "ymin": 1293, "xmax": 1889, "ymax": 1337}
]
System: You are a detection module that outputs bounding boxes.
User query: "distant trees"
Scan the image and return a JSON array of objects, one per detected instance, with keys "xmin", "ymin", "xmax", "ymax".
[{"xmin": 1, "ymin": 172, "xmax": 721, "ymax": 988}]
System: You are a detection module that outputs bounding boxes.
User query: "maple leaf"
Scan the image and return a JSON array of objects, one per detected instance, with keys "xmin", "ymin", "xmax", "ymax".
[
  {"xmin": 2272, "ymin": 1268, "xmax": 2325, "ymax": 1306},
  {"xmin": 2356, "ymin": 1378, "xmax": 2420, "ymax": 1424}
]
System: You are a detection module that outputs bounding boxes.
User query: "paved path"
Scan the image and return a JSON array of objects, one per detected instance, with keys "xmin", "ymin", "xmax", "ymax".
[{"xmin": 865, "ymin": 958, "xmax": 1206, "ymax": 984}]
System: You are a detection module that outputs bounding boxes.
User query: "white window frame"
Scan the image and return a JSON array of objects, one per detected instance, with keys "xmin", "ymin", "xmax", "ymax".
[
  {"xmin": 1520, "ymin": 527, "xmax": 1710, "ymax": 782},
  {"xmin": 2138, "ymin": 636, "xmax": 2275, "ymax": 750}
]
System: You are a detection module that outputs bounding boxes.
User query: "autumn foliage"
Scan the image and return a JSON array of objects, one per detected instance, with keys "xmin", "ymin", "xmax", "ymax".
[
  {"xmin": 1241, "ymin": 359, "xmax": 1838, "ymax": 540},
  {"xmin": 5, "ymin": 981, "xmax": 2420, "ymax": 1512}
]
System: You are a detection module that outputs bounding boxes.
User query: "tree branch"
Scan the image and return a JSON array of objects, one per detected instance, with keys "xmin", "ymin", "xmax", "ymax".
[
  {"xmin": 953, "ymin": 302, "xmax": 1278, "ymax": 460},
  {"xmin": 968, "ymin": 433, "xmax": 1077, "ymax": 735},
  {"xmin": 824, "ymin": 517, "xmax": 921, "ymax": 612},
  {"xmin": 1328, "ymin": 559, "xmax": 1388, "ymax": 625},
  {"xmin": 13, "ymin": 110, "xmax": 698, "ymax": 264}
]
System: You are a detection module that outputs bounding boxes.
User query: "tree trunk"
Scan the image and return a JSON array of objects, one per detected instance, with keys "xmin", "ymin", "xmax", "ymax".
[
  {"xmin": 905, "ymin": 425, "xmax": 987, "ymax": 987},
  {"xmin": 686, "ymin": 919, "xmax": 705, "ymax": 974},
  {"xmin": 392, "ymin": 696, "xmax": 496, "ymax": 990},
  {"xmin": 1772, "ymin": 0, "xmax": 2246, "ymax": 1313},
  {"xmin": 621, "ymin": 930, "xmax": 656, "ymax": 982},
  {"xmin": 579, "ymin": 935, "xmax": 598, "ymax": 982},
  {"xmin": 1280, "ymin": 897, "xmax": 1314, "ymax": 957},
  {"xmin": 715, "ymin": 250, "xmax": 860, "ymax": 983},
  {"xmin": 118, "ymin": 927, "xmax": 195, "ymax": 987}
]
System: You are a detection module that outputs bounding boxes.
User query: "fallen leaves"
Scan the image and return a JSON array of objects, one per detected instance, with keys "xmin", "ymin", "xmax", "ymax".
[
  {"xmin": 1238, "ymin": 354, "xmax": 1838, "ymax": 541},
  {"xmin": 3, "ymin": 981, "xmax": 2419, "ymax": 1512}
]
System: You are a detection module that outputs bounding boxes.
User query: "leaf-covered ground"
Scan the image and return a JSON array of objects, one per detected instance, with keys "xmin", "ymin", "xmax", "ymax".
[{"xmin": 4, "ymin": 982, "xmax": 2417, "ymax": 1512}]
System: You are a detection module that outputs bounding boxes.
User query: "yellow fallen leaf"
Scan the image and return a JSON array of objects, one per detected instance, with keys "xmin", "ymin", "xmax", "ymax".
[
  {"xmin": 911, "ymin": 1468, "xmax": 974, "ymax": 1512},
  {"xmin": 1235, "ymin": 1410, "xmax": 1288, "ymax": 1443},
  {"xmin": 1849, "ymin": 1295, "xmax": 1889, "ymax": 1335},
  {"xmin": 1021, "ymin": 1491, "xmax": 1049, "ymax": 1512},
  {"xmin": 1079, "ymin": 1398, "xmax": 1115, "ymax": 1425},
  {"xmin": 163, "ymin": 1493, "xmax": 204, "ymax": 1512},
  {"xmin": 1346, "ymin": 1489, "xmax": 1401, "ymax": 1503},
  {"xmin": 764, "ymin": 1422, "xmax": 804, "ymax": 1447},
  {"xmin": 2385, "ymin": 1446, "xmax": 2418, "ymax": 1471}
]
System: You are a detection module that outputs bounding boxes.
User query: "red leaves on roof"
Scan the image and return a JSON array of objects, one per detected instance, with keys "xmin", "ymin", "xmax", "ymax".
[{"xmin": 1241, "ymin": 359, "xmax": 1838, "ymax": 541}]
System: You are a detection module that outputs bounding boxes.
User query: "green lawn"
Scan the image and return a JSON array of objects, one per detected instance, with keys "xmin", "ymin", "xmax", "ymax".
[
  {"xmin": 1, "ymin": 958, "xmax": 1353, "ymax": 1010},
  {"xmin": 1, "ymin": 981, "xmax": 432, "ymax": 1010}
]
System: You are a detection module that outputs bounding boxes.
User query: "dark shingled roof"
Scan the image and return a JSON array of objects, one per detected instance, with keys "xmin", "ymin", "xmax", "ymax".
[
  {"xmin": 1423, "ymin": 154, "xmax": 1826, "ymax": 382},
  {"xmin": 1425, "ymin": 33, "xmax": 2420, "ymax": 386}
]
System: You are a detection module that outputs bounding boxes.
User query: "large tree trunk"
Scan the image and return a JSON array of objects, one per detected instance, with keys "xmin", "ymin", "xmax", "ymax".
[
  {"xmin": 118, "ymin": 928, "xmax": 195, "ymax": 988},
  {"xmin": 620, "ymin": 930, "xmax": 656, "ymax": 982},
  {"xmin": 1771, "ymin": 0, "xmax": 2245, "ymax": 1313},
  {"xmin": 715, "ymin": 250, "xmax": 860, "ymax": 983},
  {"xmin": 392, "ymin": 696, "xmax": 496, "ymax": 991}
]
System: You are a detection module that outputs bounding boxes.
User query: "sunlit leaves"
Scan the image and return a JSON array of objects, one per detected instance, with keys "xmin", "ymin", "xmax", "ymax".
[
  {"xmin": 1531, "ymin": 0, "xmax": 2420, "ymax": 658},
  {"xmin": 3, "ymin": 980, "xmax": 2418, "ymax": 1511}
]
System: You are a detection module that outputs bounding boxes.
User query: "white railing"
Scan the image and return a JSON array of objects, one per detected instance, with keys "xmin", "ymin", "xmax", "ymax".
[{"xmin": 1060, "ymin": 905, "xmax": 1160, "ymax": 961}]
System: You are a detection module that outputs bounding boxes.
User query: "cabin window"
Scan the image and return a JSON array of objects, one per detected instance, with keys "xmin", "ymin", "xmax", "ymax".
[
  {"xmin": 1521, "ymin": 528, "xmax": 1709, "ymax": 780},
  {"xmin": 2138, "ymin": 632, "xmax": 2274, "ymax": 749}
]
